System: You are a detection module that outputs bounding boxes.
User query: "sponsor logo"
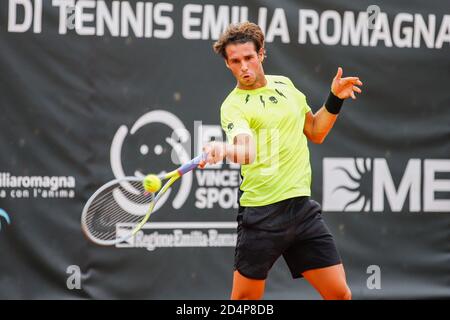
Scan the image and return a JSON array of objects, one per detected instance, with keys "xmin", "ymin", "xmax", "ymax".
[
  {"xmin": 116, "ymin": 222, "xmax": 237, "ymax": 251},
  {"xmin": 323, "ymin": 158, "xmax": 450, "ymax": 212},
  {"xmin": 0, "ymin": 173, "xmax": 76, "ymax": 199},
  {"xmin": 111, "ymin": 110, "xmax": 193, "ymax": 214}
]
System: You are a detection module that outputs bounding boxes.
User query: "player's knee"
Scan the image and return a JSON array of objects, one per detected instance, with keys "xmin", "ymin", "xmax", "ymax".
[
  {"xmin": 341, "ymin": 286, "xmax": 352, "ymax": 300},
  {"xmin": 231, "ymin": 287, "xmax": 264, "ymax": 300},
  {"xmin": 231, "ymin": 284, "xmax": 264, "ymax": 300},
  {"xmin": 335, "ymin": 286, "xmax": 352, "ymax": 300},
  {"xmin": 328, "ymin": 286, "xmax": 352, "ymax": 300},
  {"xmin": 231, "ymin": 270, "xmax": 265, "ymax": 300}
]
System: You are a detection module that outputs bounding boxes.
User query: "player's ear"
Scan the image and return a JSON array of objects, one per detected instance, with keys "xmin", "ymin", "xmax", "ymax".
[
  {"xmin": 258, "ymin": 47, "xmax": 266, "ymax": 63},
  {"xmin": 225, "ymin": 58, "xmax": 231, "ymax": 69}
]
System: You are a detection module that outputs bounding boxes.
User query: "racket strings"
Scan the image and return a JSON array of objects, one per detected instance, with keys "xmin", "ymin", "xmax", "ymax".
[
  {"xmin": 83, "ymin": 180, "xmax": 153, "ymax": 242},
  {"xmin": 87, "ymin": 182, "xmax": 143, "ymax": 212},
  {"xmin": 87, "ymin": 201, "xmax": 143, "ymax": 240}
]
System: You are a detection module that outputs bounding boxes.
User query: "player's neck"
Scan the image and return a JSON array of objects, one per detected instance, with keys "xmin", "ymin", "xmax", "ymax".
[{"xmin": 237, "ymin": 75, "xmax": 267, "ymax": 91}]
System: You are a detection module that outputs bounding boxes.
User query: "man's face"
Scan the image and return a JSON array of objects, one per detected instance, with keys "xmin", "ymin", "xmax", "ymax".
[{"xmin": 225, "ymin": 42, "xmax": 265, "ymax": 89}]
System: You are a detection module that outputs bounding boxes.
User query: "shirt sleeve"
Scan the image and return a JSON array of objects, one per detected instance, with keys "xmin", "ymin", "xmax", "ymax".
[
  {"xmin": 296, "ymin": 90, "xmax": 312, "ymax": 114},
  {"xmin": 221, "ymin": 103, "xmax": 252, "ymax": 144},
  {"xmin": 282, "ymin": 76, "xmax": 312, "ymax": 114}
]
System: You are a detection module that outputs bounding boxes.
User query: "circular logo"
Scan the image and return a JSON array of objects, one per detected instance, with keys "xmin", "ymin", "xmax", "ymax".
[{"xmin": 110, "ymin": 110, "xmax": 192, "ymax": 215}]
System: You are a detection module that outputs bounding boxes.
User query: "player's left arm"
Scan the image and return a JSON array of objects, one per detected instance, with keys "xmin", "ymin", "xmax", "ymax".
[{"xmin": 303, "ymin": 67, "xmax": 363, "ymax": 144}]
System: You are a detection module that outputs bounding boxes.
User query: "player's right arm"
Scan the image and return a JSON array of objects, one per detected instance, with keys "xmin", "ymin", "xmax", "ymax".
[
  {"xmin": 203, "ymin": 133, "xmax": 255, "ymax": 165},
  {"xmin": 203, "ymin": 102, "xmax": 255, "ymax": 165}
]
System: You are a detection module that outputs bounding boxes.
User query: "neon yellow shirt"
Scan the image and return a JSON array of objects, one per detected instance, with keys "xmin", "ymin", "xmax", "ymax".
[{"xmin": 221, "ymin": 75, "xmax": 312, "ymax": 207}]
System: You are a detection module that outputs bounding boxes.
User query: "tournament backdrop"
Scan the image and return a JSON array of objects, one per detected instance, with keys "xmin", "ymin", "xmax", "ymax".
[{"xmin": 0, "ymin": 0, "xmax": 449, "ymax": 299}]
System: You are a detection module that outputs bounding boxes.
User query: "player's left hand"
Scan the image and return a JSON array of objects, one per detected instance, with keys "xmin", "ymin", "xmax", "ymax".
[{"xmin": 331, "ymin": 67, "xmax": 363, "ymax": 100}]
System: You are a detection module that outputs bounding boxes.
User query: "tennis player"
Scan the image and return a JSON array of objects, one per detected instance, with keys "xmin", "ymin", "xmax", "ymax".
[{"xmin": 202, "ymin": 22, "xmax": 362, "ymax": 300}]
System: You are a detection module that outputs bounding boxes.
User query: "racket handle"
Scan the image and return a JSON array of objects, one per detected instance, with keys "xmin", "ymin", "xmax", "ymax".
[{"xmin": 177, "ymin": 153, "xmax": 207, "ymax": 176}]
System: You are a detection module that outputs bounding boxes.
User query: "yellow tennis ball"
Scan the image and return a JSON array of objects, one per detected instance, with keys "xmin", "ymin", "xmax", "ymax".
[{"xmin": 143, "ymin": 174, "xmax": 161, "ymax": 193}]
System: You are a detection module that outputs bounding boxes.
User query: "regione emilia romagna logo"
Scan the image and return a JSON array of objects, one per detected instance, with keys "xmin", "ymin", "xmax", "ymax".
[{"xmin": 323, "ymin": 158, "xmax": 450, "ymax": 213}]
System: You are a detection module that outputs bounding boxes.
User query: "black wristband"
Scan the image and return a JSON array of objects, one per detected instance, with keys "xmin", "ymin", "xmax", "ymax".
[{"xmin": 324, "ymin": 91, "xmax": 344, "ymax": 114}]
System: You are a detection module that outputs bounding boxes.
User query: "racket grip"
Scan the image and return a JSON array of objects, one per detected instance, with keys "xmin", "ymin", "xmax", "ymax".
[{"xmin": 177, "ymin": 153, "xmax": 207, "ymax": 176}]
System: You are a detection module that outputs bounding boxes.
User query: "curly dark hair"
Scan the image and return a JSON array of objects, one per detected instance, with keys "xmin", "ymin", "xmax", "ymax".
[{"xmin": 213, "ymin": 22, "xmax": 265, "ymax": 59}]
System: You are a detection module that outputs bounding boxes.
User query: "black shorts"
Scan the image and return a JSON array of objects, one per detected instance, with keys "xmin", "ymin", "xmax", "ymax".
[{"xmin": 234, "ymin": 196, "xmax": 342, "ymax": 280}]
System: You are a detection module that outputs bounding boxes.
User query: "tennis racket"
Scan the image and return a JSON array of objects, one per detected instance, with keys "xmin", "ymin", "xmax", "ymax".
[{"xmin": 81, "ymin": 153, "xmax": 206, "ymax": 246}]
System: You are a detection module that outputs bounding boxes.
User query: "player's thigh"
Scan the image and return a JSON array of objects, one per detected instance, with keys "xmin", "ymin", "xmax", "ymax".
[{"xmin": 302, "ymin": 264, "xmax": 351, "ymax": 300}]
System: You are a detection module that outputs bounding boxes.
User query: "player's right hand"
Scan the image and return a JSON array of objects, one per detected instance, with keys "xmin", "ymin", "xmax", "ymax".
[{"xmin": 202, "ymin": 141, "xmax": 227, "ymax": 164}]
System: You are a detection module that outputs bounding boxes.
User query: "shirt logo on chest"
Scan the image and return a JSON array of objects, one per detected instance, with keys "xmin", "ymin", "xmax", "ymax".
[
  {"xmin": 275, "ymin": 89, "xmax": 287, "ymax": 99},
  {"xmin": 259, "ymin": 95, "xmax": 266, "ymax": 108}
]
